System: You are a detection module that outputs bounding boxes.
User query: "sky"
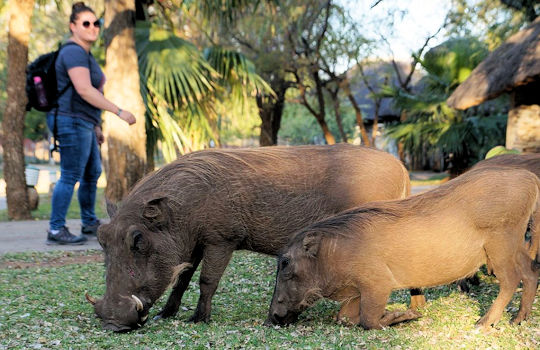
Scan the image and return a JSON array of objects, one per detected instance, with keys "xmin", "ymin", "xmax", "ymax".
[{"xmin": 342, "ymin": 0, "xmax": 452, "ymax": 60}]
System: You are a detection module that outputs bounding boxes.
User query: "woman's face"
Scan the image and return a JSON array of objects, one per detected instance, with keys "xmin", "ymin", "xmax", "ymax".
[{"xmin": 70, "ymin": 11, "xmax": 100, "ymax": 43}]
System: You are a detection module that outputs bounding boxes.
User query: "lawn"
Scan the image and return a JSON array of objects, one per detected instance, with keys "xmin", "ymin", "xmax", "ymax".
[
  {"xmin": 0, "ymin": 250, "xmax": 538, "ymax": 349},
  {"xmin": 409, "ymin": 173, "xmax": 450, "ymax": 187}
]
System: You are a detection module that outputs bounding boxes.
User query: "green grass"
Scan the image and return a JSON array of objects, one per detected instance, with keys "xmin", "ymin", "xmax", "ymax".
[
  {"xmin": 0, "ymin": 250, "xmax": 539, "ymax": 349},
  {"xmin": 0, "ymin": 188, "xmax": 107, "ymax": 222},
  {"xmin": 410, "ymin": 173, "xmax": 450, "ymax": 186}
]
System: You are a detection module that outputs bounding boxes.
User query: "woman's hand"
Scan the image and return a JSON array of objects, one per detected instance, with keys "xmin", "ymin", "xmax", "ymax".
[
  {"xmin": 118, "ymin": 109, "xmax": 136, "ymax": 125},
  {"xmin": 94, "ymin": 125, "xmax": 104, "ymax": 145}
]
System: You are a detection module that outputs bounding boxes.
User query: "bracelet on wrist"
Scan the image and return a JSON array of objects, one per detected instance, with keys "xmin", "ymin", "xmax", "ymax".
[{"xmin": 116, "ymin": 108, "xmax": 123, "ymax": 116}]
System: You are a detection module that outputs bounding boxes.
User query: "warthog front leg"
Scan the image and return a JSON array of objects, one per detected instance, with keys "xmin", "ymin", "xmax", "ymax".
[
  {"xmin": 358, "ymin": 287, "xmax": 422, "ymax": 330},
  {"xmin": 189, "ymin": 244, "xmax": 234, "ymax": 323},
  {"xmin": 336, "ymin": 297, "xmax": 360, "ymax": 325},
  {"xmin": 155, "ymin": 253, "xmax": 202, "ymax": 320},
  {"xmin": 380, "ymin": 309, "xmax": 422, "ymax": 327},
  {"xmin": 357, "ymin": 287, "xmax": 392, "ymax": 330}
]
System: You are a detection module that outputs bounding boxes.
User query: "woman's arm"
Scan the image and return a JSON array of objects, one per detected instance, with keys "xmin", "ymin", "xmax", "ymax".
[{"xmin": 67, "ymin": 67, "xmax": 136, "ymax": 125}]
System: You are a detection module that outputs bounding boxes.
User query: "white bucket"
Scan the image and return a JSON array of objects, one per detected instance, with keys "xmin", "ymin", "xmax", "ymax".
[
  {"xmin": 49, "ymin": 170, "xmax": 57, "ymax": 184},
  {"xmin": 25, "ymin": 166, "xmax": 40, "ymax": 187}
]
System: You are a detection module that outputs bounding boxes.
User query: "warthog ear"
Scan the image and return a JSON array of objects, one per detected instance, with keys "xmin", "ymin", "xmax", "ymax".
[
  {"xmin": 142, "ymin": 196, "xmax": 170, "ymax": 229},
  {"xmin": 106, "ymin": 198, "xmax": 118, "ymax": 218},
  {"xmin": 303, "ymin": 232, "xmax": 322, "ymax": 257}
]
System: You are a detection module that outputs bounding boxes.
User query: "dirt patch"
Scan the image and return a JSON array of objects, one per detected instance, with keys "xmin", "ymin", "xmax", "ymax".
[{"xmin": 0, "ymin": 252, "xmax": 103, "ymax": 269}]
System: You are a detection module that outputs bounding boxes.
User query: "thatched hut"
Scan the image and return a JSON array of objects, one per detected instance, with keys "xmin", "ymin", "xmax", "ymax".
[{"xmin": 446, "ymin": 17, "xmax": 540, "ymax": 152}]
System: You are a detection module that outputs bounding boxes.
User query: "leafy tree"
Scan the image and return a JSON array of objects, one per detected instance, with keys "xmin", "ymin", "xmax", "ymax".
[
  {"xmin": 447, "ymin": 0, "xmax": 537, "ymax": 50},
  {"xmin": 220, "ymin": 0, "xmax": 348, "ymax": 145},
  {"xmin": 385, "ymin": 37, "xmax": 507, "ymax": 175}
]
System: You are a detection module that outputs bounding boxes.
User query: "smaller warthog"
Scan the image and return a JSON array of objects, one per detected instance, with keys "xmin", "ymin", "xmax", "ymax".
[
  {"xmin": 410, "ymin": 153, "xmax": 540, "ymax": 305},
  {"xmin": 86, "ymin": 144, "xmax": 410, "ymax": 331},
  {"xmin": 268, "ymin": 167, "xmax": 540, "ymax": 330}
]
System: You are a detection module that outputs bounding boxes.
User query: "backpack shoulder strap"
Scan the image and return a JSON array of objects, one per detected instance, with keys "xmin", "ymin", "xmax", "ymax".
[{"xmin": 55, "ymin": 42, "xmax": 84, "ymax": 98}]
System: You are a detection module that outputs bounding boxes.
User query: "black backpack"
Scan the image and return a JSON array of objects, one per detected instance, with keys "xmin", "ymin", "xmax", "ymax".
[{"xmin": 25, "ymin": 42, "xmax": 77, "ymax": 112}]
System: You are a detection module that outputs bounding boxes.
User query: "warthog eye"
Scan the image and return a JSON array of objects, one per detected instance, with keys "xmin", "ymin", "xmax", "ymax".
[
  {"xmin": 130, "ymin": 230, "xmax": 148, "ymax": 253},
  {"xmin": 280, "ymin": 257, "xmax": 290, "ymax": 271}
]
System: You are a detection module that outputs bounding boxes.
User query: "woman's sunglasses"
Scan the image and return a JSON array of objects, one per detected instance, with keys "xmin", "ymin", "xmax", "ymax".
[{"xmin": 82, "ymin": 20, "xmax": 101, "ymax": 28}]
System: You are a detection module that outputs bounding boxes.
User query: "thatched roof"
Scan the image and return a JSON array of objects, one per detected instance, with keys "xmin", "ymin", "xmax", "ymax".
[{"xmin": 447, "ymin": 17, "xmax": 540, "ymax": 110}]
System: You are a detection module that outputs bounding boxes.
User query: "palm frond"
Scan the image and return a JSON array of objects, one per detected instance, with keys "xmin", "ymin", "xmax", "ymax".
[
  {"xmin": 204, "ymin": 46, "xmax": 275, "ymax": 103},
  {"xmin": 137, "ymin": 22, "xmax": 220, "ymax": 161},
  {"xmin": 136, "ymin": 22, "xmax": 218, "ymax": 111}
]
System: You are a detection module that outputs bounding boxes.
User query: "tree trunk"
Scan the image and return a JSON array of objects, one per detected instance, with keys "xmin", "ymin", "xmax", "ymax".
[
  {"xmin": 257, "ymin": 85, "xmax": 286, "ymax": 146},
  {"xmin": 1, "ymin": 0, "xmax": 34, "ymax": 220},
  {"xmin": 103, "ymin": 0, "xmax": 147, "ymax": 202},
  {"xmin": 341, "ymin": 78, "xmax": 370, "ymax": 147},
  {"xmin": 317, "ymin": 117, "xmax": 335, "ymax": 145},
  {"xmin": 371, "ymin": 100, "xmax": 380, "ymax": 146},
  {"xmin": 330, "ymin": 89, "xmax": 347, "ymax": 143},
  {"xmin": 397, "ymin": 110, "xmax": 407, "ymax": 163}
]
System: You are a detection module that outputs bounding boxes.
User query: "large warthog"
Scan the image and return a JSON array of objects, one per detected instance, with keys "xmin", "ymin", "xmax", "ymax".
[
  {"xmin": 86, "ymin": 144, "xmax": 410, "ymax": 331},
  {"xmin": 267, "ymin": 167, "xmax": 540, "ymax": 330}
]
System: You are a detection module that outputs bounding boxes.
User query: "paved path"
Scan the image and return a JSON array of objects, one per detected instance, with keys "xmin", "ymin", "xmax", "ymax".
[{"xmin": 0, "ymin": 219, "xmax": 102, "ymax": 254}]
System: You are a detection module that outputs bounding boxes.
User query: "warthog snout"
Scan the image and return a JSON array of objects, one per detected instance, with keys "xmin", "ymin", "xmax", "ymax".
[
  {"xmin": 85, "ymin": 292, "xmax": 150, "ymax": 332},
  {"xmin": 267, "ymin": 310, "xmax": 299, "ymax": 326},
  {"xmin": 267, "ymin": 300, "xmax": 300, "ymax": 326}
]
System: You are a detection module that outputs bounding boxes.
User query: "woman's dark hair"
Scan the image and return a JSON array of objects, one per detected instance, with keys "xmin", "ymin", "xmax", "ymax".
[{"xmin": 69, "ymin": 2, "xmax": 95, "ymax": 23}]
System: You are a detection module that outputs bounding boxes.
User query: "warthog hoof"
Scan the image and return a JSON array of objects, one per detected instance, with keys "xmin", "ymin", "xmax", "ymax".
[
  {"xmin": 154, "ymin": 307, "xmax": 178, "ymax": 321},
  {"xmin": 188, "ymin": 311, "xmax": 210, "ymax": 323}
]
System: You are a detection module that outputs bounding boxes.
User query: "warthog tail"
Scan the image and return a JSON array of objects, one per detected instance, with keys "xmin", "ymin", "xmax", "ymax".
[{"xmin": 530, "ymin": 179, "xmax": 540, "ymax": 271}]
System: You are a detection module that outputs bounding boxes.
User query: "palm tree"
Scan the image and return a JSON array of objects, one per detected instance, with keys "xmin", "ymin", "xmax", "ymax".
[{"xmin": 2, "ymin": 0, "xmax": 34, "ymax": 219}]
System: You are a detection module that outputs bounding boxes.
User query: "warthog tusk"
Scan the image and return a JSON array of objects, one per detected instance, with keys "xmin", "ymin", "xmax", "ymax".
[
  {"xmin": 85, "ymin": 291, "xmax": 96, "ymax": 305},
  {"xmin": 141, "ymin": 314, "xmax": 148, "ymax": 322},
  {"xmin": 132, "ymin": 295, "xmax": 144, "ymax": 311}
]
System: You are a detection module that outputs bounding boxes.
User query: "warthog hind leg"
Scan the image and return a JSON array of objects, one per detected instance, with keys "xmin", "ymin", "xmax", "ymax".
[
  {"xmin": 189, "ymin": 244, "xmax": 234, "ymax": 323},
  {"xmin": 336, "ymin": 297, "xmax": 360, "ymax": 325},
  {"xmin": 511, "ymin": 250, "xmax": 539, "ymax": 325},
  {"xmin": 476, "ymin": 242, "xmax": 521, "ymax": 329}
]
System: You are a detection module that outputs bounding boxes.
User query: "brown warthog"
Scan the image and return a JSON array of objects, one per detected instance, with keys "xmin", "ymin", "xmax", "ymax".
[
  {"xmin": 86, "ymin": 144, "xmax": 410, "ymax": 331},
  {"xmin": 267, "ymin": 167, "xmax": 540, "ymax": 330}
]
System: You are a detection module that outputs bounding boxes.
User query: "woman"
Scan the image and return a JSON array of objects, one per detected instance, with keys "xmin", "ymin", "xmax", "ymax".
[{"xmin": 46, "ymin": 2, "xmax": 136, "ymax": 245}]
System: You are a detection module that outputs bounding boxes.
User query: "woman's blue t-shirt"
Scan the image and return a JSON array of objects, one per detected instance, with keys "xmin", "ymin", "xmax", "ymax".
[{"xmin": 54, "ymin": 42, "xmax": 104, "ymax": 126}]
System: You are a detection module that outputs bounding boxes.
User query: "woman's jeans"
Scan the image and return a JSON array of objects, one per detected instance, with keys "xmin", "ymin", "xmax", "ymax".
[{"xmin": 47, "ymin": 114, "xmax": 102, "ymax": 230}]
